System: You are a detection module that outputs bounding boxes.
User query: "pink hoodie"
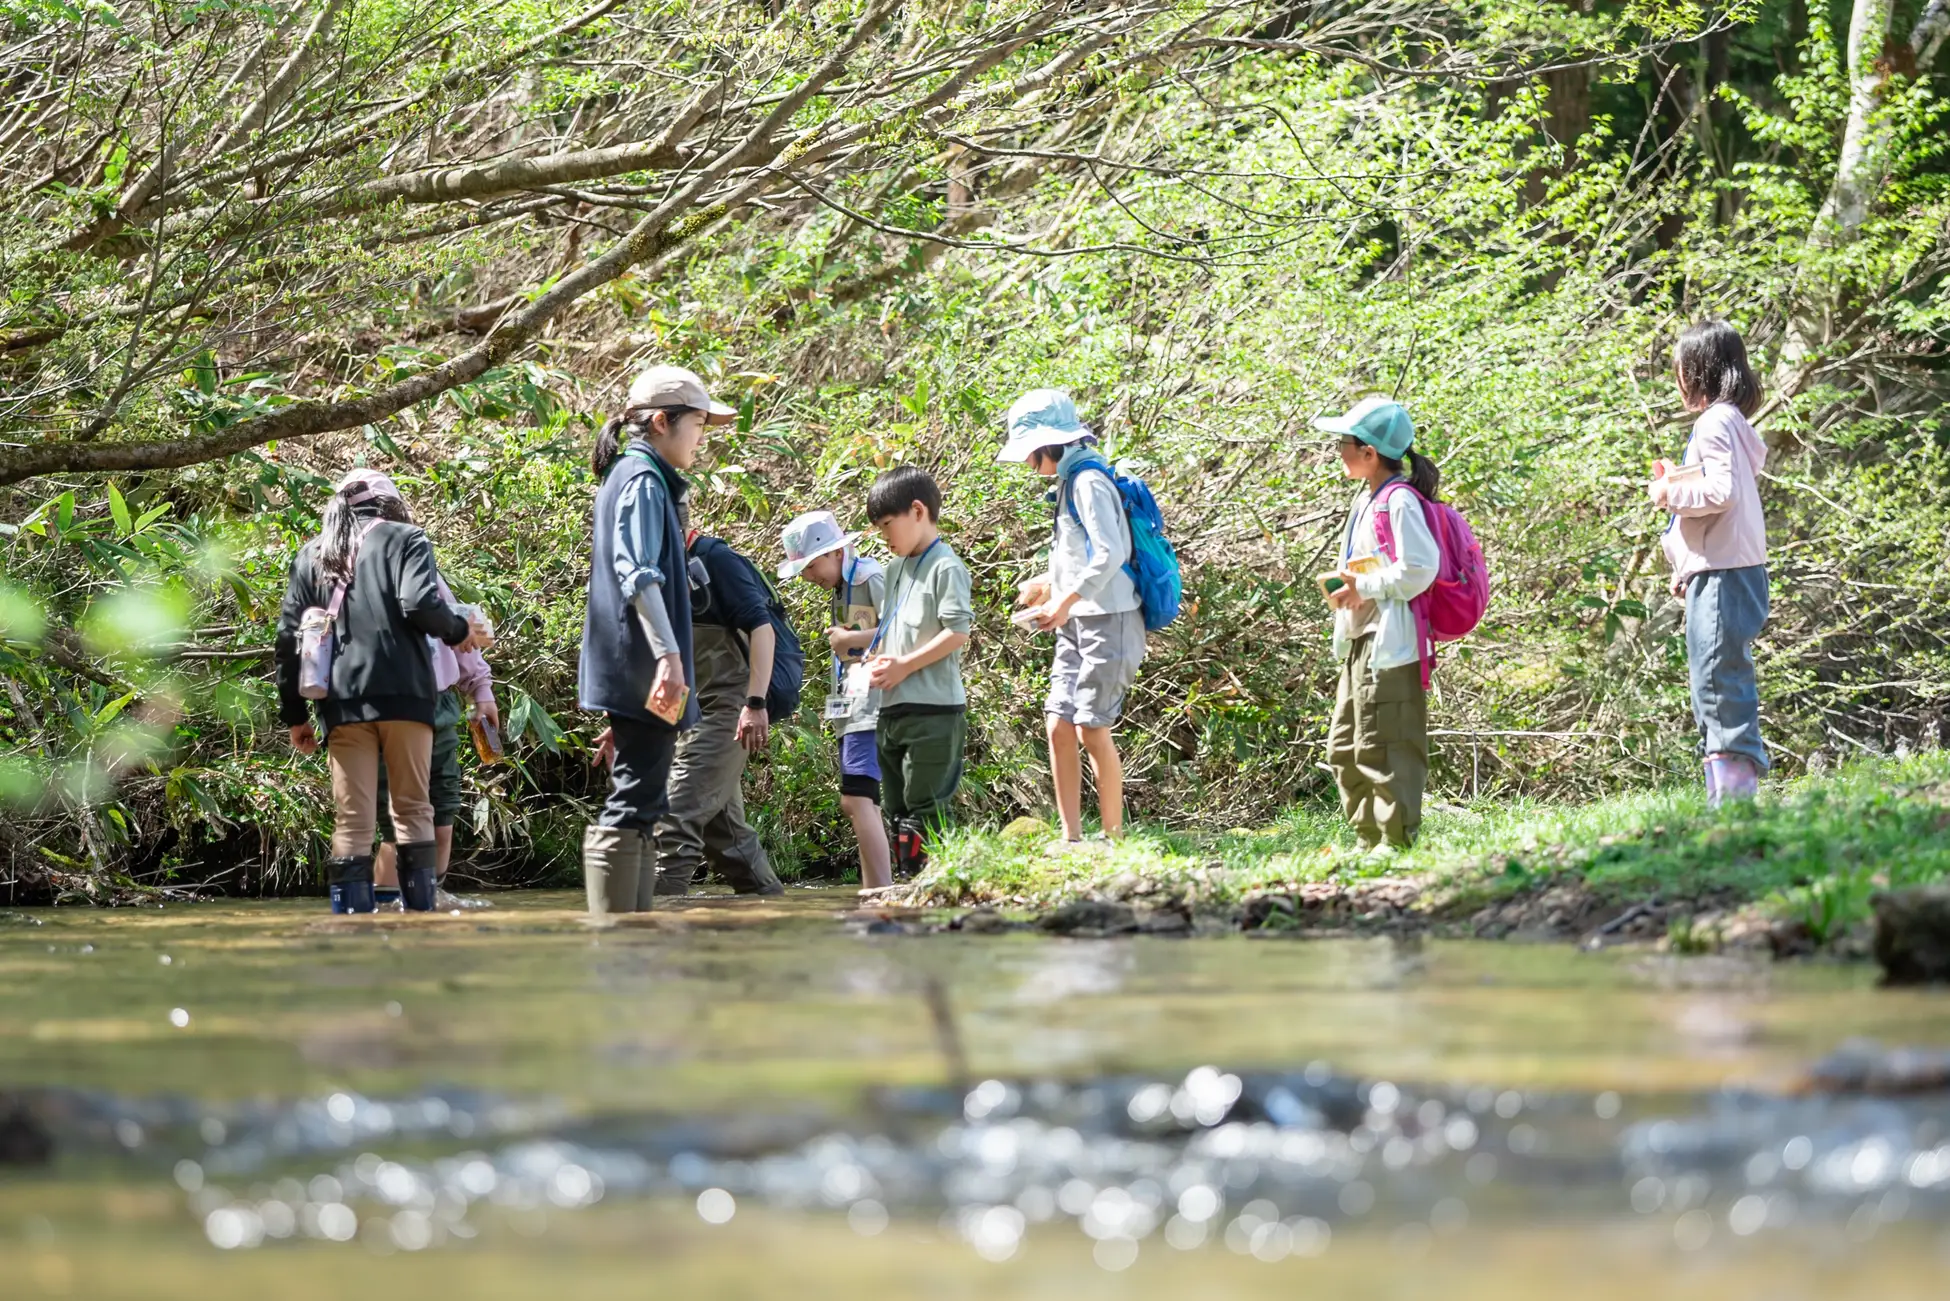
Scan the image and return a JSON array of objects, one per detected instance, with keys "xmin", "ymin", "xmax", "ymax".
[
  {"xmin": 1661, "ymin": 402, "xmax": 1769, "ymax": 586},
  {"xmin": 430, "ymin": 575, "xmax": 494, "ymax": 706}
]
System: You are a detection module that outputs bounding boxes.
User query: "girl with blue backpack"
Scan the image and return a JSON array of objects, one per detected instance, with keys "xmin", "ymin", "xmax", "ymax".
[
  {"xmin": 1315, "ymin": 397, "xmax": 1443, "ymax": 850},
  {"xmin": 1004, "ymin": 389, "xmax": 1148, "ymax": 845}
]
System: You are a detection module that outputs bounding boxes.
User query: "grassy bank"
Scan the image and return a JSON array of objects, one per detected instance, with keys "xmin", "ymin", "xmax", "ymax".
[{"xmin": 904, "ymin": 754, "xmax": 1950, "ymax": 946}]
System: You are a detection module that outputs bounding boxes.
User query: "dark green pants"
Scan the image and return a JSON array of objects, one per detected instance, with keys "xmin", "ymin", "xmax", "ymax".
[
  {"xmin": 876, "ymin": 709, "xmax": 965, "ymax": 831},
  {"xmin": 377, "ymin": 690, "xmax": 464, "ymax": 841},
  {"xmin": 1328, "ymin": 634, "xmax": 1427, "ymax": 849}
]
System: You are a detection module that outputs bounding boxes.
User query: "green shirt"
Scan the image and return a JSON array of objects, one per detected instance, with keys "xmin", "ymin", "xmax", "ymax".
[{"xmin": 877, "ymin": 539, "xmax": 972, "ymax": 711}]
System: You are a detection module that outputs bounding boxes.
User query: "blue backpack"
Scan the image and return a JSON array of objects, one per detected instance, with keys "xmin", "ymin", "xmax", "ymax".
[{"xmin": 1058, "ymin": 454, "xmax": 1183, "ymax": 632}]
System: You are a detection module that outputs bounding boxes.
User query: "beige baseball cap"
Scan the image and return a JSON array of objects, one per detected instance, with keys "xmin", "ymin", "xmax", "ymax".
[{"xmin": 626, "ymin": 365, "xmax": 736, "ymax": 425}]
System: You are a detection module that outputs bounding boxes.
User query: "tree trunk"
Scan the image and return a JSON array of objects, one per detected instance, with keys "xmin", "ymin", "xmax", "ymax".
[{"xmin": 1775, "ymin": 0, "xmax": 1897, "ymax": 386}]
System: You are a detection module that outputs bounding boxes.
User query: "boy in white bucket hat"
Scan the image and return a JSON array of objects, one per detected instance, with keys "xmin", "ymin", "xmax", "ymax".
[
  {"xmin": 1003, "ymin": 389, "xmax": 1145, "ymax": 847},
  {"xmin": 778, "ymin": 509, "xmax": 892, "ymax": 889}
]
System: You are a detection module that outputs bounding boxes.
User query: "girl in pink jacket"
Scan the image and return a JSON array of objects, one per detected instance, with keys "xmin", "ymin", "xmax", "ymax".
[{"xmin": 1648, "ymin": 321, "xmax": 1769, "ymax": 807}]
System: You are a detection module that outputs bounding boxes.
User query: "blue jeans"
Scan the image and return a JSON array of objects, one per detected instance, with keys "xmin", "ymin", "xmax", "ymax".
[{"xmin": 1685, "ymin": 566, "xmax": 1769, "ymax": 773}]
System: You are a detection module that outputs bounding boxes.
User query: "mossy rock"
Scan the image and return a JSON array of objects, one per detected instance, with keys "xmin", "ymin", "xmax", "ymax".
[{"xmin": 1000, "ymin": 816, "xmax": 1050, "ymax": 842}]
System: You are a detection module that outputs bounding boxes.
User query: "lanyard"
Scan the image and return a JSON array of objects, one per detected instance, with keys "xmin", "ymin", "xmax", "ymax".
[
  {"xmin": 868, "ymin": 538, "xmax": 939, "ymax": 655},
  {"xmin": 832, "ymin": 556, "xmax": 861, "ymax": 683},
  {"xmin": 1342, "ymin": 475, "xmax": 1405, "ymax": 565}
]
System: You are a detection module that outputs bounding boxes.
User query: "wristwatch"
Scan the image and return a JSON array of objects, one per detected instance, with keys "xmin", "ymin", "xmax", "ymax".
[{"xmin": 745, "ymin": 696, "xmax": 766, "ymax": 711}]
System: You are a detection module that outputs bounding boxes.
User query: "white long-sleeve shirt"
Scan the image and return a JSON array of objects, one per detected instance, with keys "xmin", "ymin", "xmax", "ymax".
[{"xmin": 1331, "ymin": 481, "xmax": 1439, "ymax": 674}]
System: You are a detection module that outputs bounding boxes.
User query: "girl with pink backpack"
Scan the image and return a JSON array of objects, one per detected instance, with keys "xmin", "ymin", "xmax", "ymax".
[{"xmin": 1315, "ymin": 397, "xmax": 1489, "ymax": 848}]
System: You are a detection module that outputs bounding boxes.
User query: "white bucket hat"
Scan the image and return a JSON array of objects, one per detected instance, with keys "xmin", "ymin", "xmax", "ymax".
[
  {"xmin": 998, "ymin": 388, "xmax": 1093, "ymax": 463},
  {"xmin": 776, "ymin": 509, "xmax": 862, "ymax": 579}
]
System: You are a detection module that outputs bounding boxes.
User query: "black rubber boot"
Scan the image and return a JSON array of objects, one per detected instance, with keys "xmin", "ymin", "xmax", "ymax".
[
  {"xmin": 328, "ymin": 855, "xmax": 376, "ymax": 914},
  {"xmin": 397, "ymin": 840, "xmax": 439, "ymax": 912}
]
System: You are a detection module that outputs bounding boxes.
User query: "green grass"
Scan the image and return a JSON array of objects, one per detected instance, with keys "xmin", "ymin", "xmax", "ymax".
[{"xmin": 911, "ymin": 753, "xmax": 1950, "ymax": 937}]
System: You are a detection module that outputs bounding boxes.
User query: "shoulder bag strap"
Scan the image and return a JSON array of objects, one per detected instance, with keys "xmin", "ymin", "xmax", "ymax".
[{"xmin": 322, "ymin": 519, "xmax": 384, "ymax": 623}]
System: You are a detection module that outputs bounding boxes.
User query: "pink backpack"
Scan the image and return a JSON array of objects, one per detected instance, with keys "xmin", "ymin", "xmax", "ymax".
[{"xmin": 1372, "ymin": 482, "xmax": 1490, "ymax": 686}]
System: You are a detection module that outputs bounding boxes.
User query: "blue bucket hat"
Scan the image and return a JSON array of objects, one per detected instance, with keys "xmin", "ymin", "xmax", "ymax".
[
  {"xmin": 999, "ymin": 388, "xmax": 1092, "ymax": 463},
  {"xmin": 1312, "ymin": 396, "xmax": 1415, "ymax": 460}
]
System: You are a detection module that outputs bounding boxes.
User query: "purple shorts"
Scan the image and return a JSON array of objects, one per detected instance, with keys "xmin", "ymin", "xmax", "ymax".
[{"xmin": 838, "ymin": 730, "xmax": 881, "ymax": 802}]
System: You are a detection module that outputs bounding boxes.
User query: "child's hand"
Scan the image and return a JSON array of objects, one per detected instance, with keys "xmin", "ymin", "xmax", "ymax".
[
  {"xmin": 867, "ymin": 654, "xmax": 909, "ymax": 690},
  {"xmin": 592, "ymin": 726, "xmax": 615, "ymax": 770},
  {"xmin": 289, "ymin": 723, "xmax": 319, "ymax": 755},
  {"xmin": 1326, "ymin": 571, "xmax": 1370, "ymax": 613},
  {"xmin": 826, "ymin": 625, "xmax": 872, "ymax": 655},
  {"xmin": 1647, "ymin": 475, "xmax": 1672, "ymax": 509},
  {"xmin": 1032, "ymin": 590, "xmax": 1078, "ymax": 632},
  {"xmin": 1017, "ymin": 578, "xmax": 1051, "ymax": 609}
]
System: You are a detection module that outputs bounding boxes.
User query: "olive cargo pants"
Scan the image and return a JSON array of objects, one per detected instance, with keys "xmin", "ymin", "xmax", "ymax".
[
  {"xmin": 1328, "ymin": 634, "xmax": 1428, "ymax": 849},
  {"xmin": 876, "ymin": 708, "xmax": 966, "ymax": 833},
  {"xmin": 654, "ymin": 624, "xmax": 780, "ymax": 895}
]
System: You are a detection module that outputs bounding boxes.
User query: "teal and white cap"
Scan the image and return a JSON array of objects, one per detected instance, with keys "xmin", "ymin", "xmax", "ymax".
[
  {"xmin": 1312, "ymin": 396, "xmax": 1416, "ymax": 459},
  {"xmin": 999, "ymin": 388, "xmax": 1093, "ymax": 463},
  {"xmin": 776, "ymin": 509, "xmax": 861, "ymax": 579}
]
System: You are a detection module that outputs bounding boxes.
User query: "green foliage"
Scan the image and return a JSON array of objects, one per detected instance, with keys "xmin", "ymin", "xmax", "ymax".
[
  {"xmin": 2, "ymin": 2, "xmax": 1948, "ymax": 904},
  {"xmin": 908, "ymin": 754, "xmax": 1950, "ymax": 942}
]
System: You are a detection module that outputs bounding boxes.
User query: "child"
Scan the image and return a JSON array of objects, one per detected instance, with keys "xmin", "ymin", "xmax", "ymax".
[
  {"xmin": 778, "ymin": 509, "xmax": 893, "ymax": 889},
  {"xmin": 1000, "ymin": 389, "xmax": 1145, "ymax": 844},
  {"xmin": 1312, "ymin": 396, "xmax": 1441, "ymax": 850},
  {"xmin": 275, "ymin": 469, "xmax": 488, "ymax": 912},
  {"xmin": 577, "ymin": 365, "xmax": 733, "ymax": 917},
  {"xmin": 1649, "ymin": 320, "xmax": 1770, "ymax": 807},
  {"xmin": 858, "ymin": 467, "xmax": 973, "ymax": 876}
]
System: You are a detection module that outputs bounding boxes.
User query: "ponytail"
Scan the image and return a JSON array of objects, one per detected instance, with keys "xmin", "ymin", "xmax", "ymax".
[
  {"xmin": 591, "ymin": 414, "xmax": 628, "ymax": 477},
  {"xmin": 317, "ymin": 488, "xmax": 362, "ymax": 583},
  {"xmin": 591, "ymin": 405, "xmax": 699, "ymax": 477},
  {"xmin": 1380, "ymin": 448, "xmax": 1442, "ymax": 502}
]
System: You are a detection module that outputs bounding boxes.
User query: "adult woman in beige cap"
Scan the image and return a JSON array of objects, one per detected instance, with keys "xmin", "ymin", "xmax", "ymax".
[{"xmin": 577, "ymin": 365, "xmax": 735, "ymax": 917}]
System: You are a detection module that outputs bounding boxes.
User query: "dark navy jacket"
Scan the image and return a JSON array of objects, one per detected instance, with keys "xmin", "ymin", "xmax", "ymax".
[{"xmin": 578, "ymin": 441, "xmax": 698, "ymax": 729}]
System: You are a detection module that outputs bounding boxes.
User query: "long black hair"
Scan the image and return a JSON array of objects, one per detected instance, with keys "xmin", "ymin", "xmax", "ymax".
[
  {"xmin": 317, "ymin": 485, "xmax": 369, "ymax": 583},
  {"xmin": 591, "ymin": 404, "xmax": 698, "ymax": 476},
  {"xmin": 1381, "ymin": 447, "xmax": 1442, "ymax": 502},
  {"xmin": 1674, "ymin": 319, "xmax": 1761, "ymax": 416}
]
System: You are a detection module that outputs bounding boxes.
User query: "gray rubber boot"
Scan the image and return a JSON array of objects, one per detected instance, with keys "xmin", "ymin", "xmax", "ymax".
[
  {"xmin": 583, "ymin": 825, "xmax": 642, "ymax": 919},
  {"xmin": 633, "ymin": 833, "xmax": 668, "ymax": 910}
]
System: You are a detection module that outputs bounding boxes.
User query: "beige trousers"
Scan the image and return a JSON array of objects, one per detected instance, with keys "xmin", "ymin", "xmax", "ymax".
[{"xmin": 327, "ymin": 721, "xmax": 434, "ymax": 855}]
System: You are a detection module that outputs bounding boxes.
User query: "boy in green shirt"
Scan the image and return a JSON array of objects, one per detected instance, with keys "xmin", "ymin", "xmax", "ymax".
[{"xmin": 849, "ymin": 466, "xmax": 972, "ymax": 876}]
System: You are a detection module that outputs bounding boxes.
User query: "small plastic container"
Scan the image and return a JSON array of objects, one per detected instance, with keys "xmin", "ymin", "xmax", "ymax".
[
  {"xmin": 458, "ymin": 603, "xmax": 497, "ymax": 649},
  {"xmin": 470, "ymin": 715, "xmax": 506, "ymax": 766}
]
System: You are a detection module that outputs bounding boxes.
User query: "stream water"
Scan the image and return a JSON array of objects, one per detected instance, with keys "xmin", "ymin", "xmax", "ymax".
[{"xmin": 4, "ymin": 888, "xmax": 1950, "ymax": 1298}]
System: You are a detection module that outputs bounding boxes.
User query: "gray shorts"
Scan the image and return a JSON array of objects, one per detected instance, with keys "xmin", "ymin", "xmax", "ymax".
[{"xmin": 1045, "ymin": 609, "xmax": 1145, "ymax": 729}]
